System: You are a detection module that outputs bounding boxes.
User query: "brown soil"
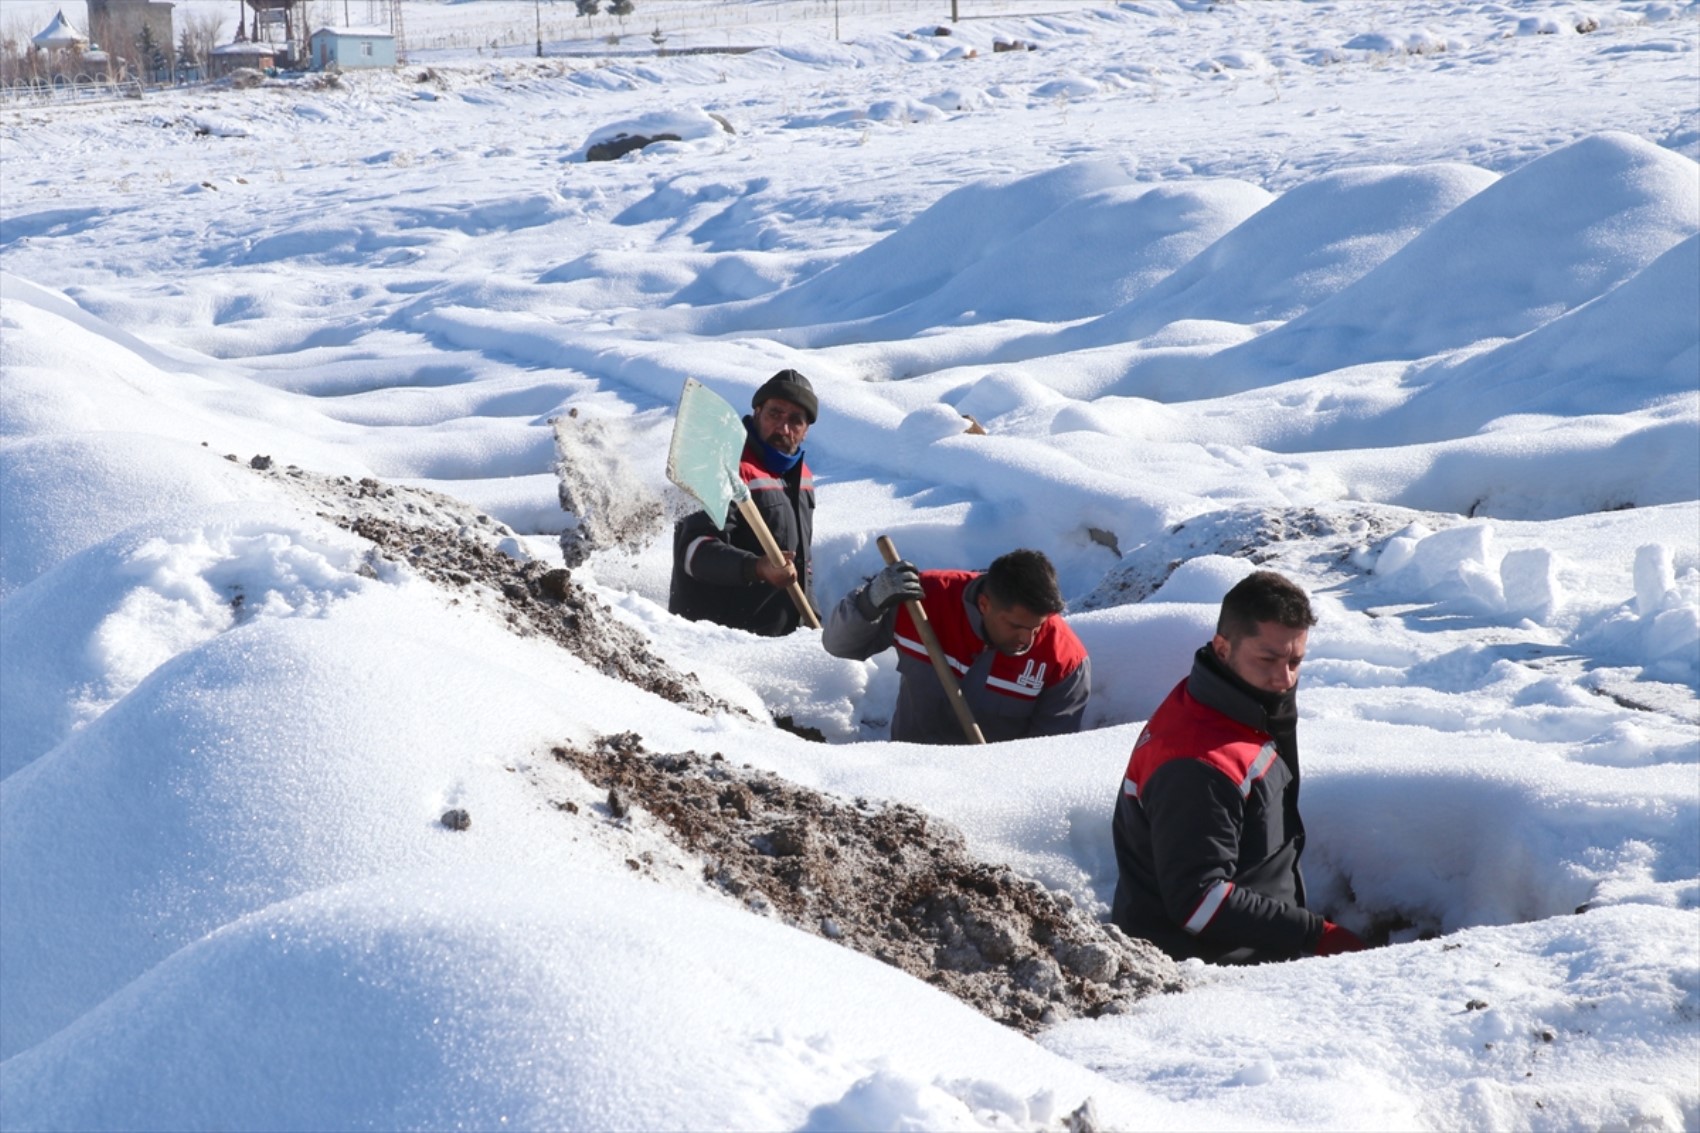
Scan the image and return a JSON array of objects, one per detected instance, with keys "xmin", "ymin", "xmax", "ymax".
[
  {"xmin": 555, "ymin": 732, "xmax": 1185, "ymax": 1034},
  {"xmin": 245, "ymin": 460, "xmax": 746, "ymax": 719}
]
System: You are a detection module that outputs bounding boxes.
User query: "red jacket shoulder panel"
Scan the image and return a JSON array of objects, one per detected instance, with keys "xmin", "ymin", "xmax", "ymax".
[
  {"xmin": 894, "ymin": 572, "xmax": 1086, "ymax": 700},
  {"xmin": 893, "ymin": 572, "xmax": 979, "ymax": 670},
  {"xmin": 1125, "ymin": 680, "xmax": 1274, "ymax": 795}
]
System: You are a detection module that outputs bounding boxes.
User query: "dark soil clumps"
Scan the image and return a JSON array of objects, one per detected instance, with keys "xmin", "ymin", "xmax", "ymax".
[
  {"xmin": 555, "ymin": 732, "xmax": 1185, "ymax": 1034},
  {"xmin": 771, "ymin": 713, "xmax": 827, "ymax": 743},
  {"xmin": 342, "ymin": 509, "xmax": 723, "ymax": 711}
]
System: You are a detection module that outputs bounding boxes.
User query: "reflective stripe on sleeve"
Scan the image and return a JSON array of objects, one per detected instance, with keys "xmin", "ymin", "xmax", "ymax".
[
  {"xmin": 1238, "ymin": 742, "xmax": 1279, "ymax": 798},
  {"xmin": 683, "ymin": 535, "xmax": 717, "ymax": 578},
  {"xmin": 1122, "ymin": 777, "xmax": 1139, "ymax": 799},
  {"xmin": 894, "ymin": 631, "xmax": 969, "ymax": 674},
  {"xmin": 745, "ymin": 476, "xmax": 785, "ymax": 492},
  {"xmin": 1184, "ymin": 880, "xmax": 1233, "ymax": 934},
  {"xmin": 984, "ymin": 673, "xmax": 1042, "ymax": 698}
]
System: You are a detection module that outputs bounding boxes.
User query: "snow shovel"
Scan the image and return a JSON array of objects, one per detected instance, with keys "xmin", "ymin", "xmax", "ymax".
[
  {"xmin": 876, "ymin": 535, "xmax": 986, "ymax": 745},
  {"xmin": 666, "ymin": 378, "xmax": 820, "ymax": 630}
]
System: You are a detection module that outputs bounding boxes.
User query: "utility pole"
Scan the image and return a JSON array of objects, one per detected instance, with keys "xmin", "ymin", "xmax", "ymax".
[
  {"xmin": 536, "ymin": 0, "xmax": 543, "ymax": 56},
  {"xmin": 951, "ymin": 0, "xmax": 959, "ymax": 22}
]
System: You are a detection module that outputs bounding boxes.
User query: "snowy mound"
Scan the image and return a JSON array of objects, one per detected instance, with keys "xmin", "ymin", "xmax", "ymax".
[
  {"xmin": 576, "ymin": 107, "xmax": 734, "ymax": 162},
  {"xmin": 671, "ymin": 160, "xmax": 1140, "ymax": 333},
  {"xmin": 1074, "ymin": 161, "xmax": 1500, "ymax": 343},
  {"xmin": 1226, "ymin": 131, "xmax": 1700, "ymax": 381},
  {"xmin": 1, "ymin": 865, "xmax": 1138, "ymax": 1131},
  {"xmin": 1399, "ymin": 232, "xmax": 1700, "ymax": 430}
]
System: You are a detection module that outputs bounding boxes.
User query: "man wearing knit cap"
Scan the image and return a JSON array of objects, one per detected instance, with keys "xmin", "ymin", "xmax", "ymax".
[{"xmin": 668, "ymin": 369, "xmax": 820, "ymax": 637}]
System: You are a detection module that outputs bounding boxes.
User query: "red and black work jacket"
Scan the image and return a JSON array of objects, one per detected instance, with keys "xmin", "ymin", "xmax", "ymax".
[
  {"xmin": 668, "ymin": 427, "xmax": 815, "ymax": 638},
  {"xmin": 822, "ymin": 569, "xmax": 1091, "ymax": 745},
  {"xmin": 1110, "ymin": 646, "xmax": 1324, "ymax": 963}
]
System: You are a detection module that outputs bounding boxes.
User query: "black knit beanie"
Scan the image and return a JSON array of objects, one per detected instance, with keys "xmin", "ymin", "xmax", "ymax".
[{"xmin": 751, "ymin": 369, "xmax": 818, "ymax": 424}]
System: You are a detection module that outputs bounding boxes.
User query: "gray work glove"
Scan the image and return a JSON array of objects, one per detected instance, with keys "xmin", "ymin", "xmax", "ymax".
[{"xmin": 866, "ymin": 560, "xmax": 924, "ymax": 614}]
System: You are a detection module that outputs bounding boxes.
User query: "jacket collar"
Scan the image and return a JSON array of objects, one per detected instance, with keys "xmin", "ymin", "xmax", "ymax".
[
  {"xmin": 743, "ymin": 416, "xmax": 804, "ymax": 476},
  {"xmin": 962, "ymin": 575, "xmax": 987, "ymax": 643},
  {"xmin": 1186, "ymin": 644, "xmax": 1297, "ymax": 737}
]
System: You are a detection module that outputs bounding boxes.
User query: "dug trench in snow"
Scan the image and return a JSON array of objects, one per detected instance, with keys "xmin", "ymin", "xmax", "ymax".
[
  {"xmin": 555, "ymin": 732, "xmax": 1186, "ymax": 1035},
  {"xmin": 253, "ymin": 460, "xmax": 1184, "ymax": 1031}
]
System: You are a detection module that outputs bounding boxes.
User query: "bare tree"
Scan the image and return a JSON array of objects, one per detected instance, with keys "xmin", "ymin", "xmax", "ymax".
[
  {"xmin": 0, "ymin": 16, "xmax": 31, "ymax": 87},
  {"xmin": 179, "ymin": 10, "xmax": 225, "ymax": 74}
]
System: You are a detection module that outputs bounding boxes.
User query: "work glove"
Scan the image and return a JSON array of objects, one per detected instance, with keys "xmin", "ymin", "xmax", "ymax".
[
  {"xmin": 1316, "ymin": 921, "xmax": 1367, "ymax": 956},
  {"xmin": 866, "ymin": 560, "xmax": 924, "ymax": 614}
]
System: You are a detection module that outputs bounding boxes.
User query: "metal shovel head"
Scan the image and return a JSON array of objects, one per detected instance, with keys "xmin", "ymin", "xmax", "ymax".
[{"xmin": 665, "ymin": 378, "xmax": 751, "ymax": 528}]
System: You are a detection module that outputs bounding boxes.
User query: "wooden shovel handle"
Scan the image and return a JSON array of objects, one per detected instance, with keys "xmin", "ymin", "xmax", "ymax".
[
  {"xmin": 735, "ymin": 496, "xmax": 820, "ymax": 630},
  {"xmin": 876, "ymin": 535, "xmax": 986, "ymax": 745}
]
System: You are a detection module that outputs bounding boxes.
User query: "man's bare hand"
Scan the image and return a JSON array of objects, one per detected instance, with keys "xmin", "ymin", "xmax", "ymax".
[{"xmin": 754, "ymin": 551, "xmax": 798, "ymax": 590}]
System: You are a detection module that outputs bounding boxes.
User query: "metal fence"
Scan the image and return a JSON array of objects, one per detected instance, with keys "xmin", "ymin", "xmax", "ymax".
[{"xmin": 0, "ymin": 74, "xmax": 147, "ymax": 106}]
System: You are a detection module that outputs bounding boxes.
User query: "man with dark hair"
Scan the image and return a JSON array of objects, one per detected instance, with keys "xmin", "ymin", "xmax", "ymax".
[
  {"xmin": 822, "ymin": 548, "xmax": 1091, "ymax": 744},
  {"xmin": 1110, "ymin": 570, "xmax": 1365, "ymax": 963},
  {"xmin": 668, "ymin": 369, "xmax": 818, "ymax": 637}
]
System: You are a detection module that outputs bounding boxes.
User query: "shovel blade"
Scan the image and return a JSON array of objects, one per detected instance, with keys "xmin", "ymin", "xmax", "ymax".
[{"xmin": 665, "ymin": 378, "xmax": 750, "ymax": 528}]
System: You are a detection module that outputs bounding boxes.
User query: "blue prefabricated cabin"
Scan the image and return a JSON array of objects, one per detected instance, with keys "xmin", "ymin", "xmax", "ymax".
[{"xmin": 308, "ymin": 26, "xmax": 395, "ymax": 70}]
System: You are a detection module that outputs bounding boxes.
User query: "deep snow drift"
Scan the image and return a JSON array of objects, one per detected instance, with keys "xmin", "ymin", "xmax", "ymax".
[{"xmin": 1, "ymin": 1, "xmax": 1697, "ymax": 1130}]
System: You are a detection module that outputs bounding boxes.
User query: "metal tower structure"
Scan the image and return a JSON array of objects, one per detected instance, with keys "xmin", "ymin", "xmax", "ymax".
[
  {"xmin": 241, "ymin": 0, "xmax": 307, "ymax": 67},
  {"xmin": 366, "ymin": 0, "xmax": 406, "ymax": 62}
]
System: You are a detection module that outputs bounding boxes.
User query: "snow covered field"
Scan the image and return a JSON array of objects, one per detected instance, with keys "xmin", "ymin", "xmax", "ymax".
[{"xmin": 2, "ymin": 0, "xmax": 1697, "ymax": 1129}]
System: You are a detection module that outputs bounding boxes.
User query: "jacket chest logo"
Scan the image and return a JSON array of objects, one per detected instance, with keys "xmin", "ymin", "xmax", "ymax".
[{"xmin": 1015, "ymin": 659, "xmax": 1047, "ymax": 691}]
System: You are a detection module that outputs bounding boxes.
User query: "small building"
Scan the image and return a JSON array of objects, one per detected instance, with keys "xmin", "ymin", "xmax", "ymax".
[
  {"xmin": 26, "ymin": 8, "xmax": 90, "ymax": 83},
  {"xmin": 31, "ymin": 9, "xmax": 89, "ymax": 52},
  {"xmin": 208, "ymin": 41, "xmax": 275, "ymax": 78},
  {"xmin": 308, "ymin": 27, "xmax": 396, "ymax": 72}
]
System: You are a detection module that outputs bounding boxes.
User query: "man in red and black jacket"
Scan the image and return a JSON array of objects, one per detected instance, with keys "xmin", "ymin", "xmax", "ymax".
[
  {"xmin": 668, "ymin": 370, "xmax": 818, "ymax": 637},
  {"xmin": 822, "ymin": 548, "xmax": 1090, "ymax": 744},
  {"xmin": 1111, "ymin": 570, "xmax": 1366, "ymax": 963}
]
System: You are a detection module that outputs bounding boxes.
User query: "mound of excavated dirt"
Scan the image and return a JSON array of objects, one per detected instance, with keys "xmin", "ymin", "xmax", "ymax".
[
  {"xmin": 556, "ymin": 732, "xmax": 1185, "ymax": 1034},
  {"xmin": 245, "ymin": 460, "xmax": 747, "ymax": 719}
]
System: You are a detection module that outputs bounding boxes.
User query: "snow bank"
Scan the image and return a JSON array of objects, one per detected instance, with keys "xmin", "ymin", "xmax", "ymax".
[
  {"xmin": 1235, "ymin": 131, "xmax": 1698, "ymax": 380},
  {"xmin": 665, "ymin": 160, "xmax": 1141, "ymax": 334},
  {"xmin": 1073, "ymin": 162, "xmax": 1498, "ymax": 347},
  {"xmin": 0, "ymin": 578, "xmax": 622, "ymax": 1058},
  {"xmin": 1043, "ymin": 905, "xmax": 1699, "ymax": 1131},
  {"xmin": 1, "ymin": 865, "xmax": 1177, "ymax": 1132}
]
